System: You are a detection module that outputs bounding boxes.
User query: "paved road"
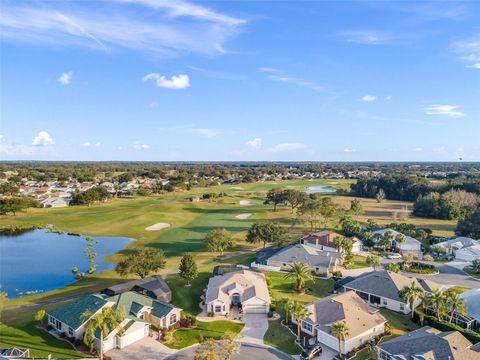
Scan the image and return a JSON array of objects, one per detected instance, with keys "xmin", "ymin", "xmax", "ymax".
[{"xmin": 166, "ymin": 343, "xmax": 292, "ymax": 360}]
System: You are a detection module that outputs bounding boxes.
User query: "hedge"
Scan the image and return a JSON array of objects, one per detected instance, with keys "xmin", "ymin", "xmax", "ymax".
[{"xmin": 413, "ymin": 310, "xmax": 480, "ymax": 344}]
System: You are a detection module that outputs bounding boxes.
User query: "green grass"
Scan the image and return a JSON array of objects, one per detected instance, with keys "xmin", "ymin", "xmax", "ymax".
[
  {"xmin": 265, "ymin": 271, "xmax": 333, "ymax": 303},
  {"xmin": 264, "ymin": 319, "xmax": 302, "ymax": 355},
  {"xmin": 347, "ymin": 255, "xmax": 370, "ymax": 269},
  {"xmin": 167, "ymin": 320, "xmax": 244, "ymax": 349},
  {"xmin": 448, "ymin": 285, "xmax": 471, "ymax": 294},
  {"xmin": 352, "ymin": 347, "xmax": 376, "ymax": 360},
  {"xmin": 0, "ymin": 304, "xmax": 84, "ymax": 358},
  {"xmin": 463, "ymin": 267, "xmax": 480, "ymax": 279},
  {"xmin": 380, "ymin": 309, "xmax": 419, "ymax": 337}
]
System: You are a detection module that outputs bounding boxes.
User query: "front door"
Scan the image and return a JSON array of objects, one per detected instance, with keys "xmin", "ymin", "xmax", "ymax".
[{"xmin": 232, "ymin": 294, "xmax": 240, "ymax": 305}]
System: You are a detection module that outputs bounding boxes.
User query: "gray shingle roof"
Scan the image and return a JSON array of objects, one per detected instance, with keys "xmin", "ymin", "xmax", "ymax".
[{"xmin": 267, "ymin": 244, "xmax": 341, "ymax": 268}]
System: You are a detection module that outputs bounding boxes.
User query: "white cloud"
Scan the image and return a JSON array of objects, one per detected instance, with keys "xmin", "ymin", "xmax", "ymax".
[
  {"xmin": 189, "ymin": 128, "xmax": 217, "ymax": 137},
  {"xmin": 452, "ymin": 37, "xmax": 480, "ymax": 69},
  {"xmin": 267, "ymin": 75, "xmax": 325, "ymax": 92},
  {"xmin": 134, "ymin": 143, "xmax": 150, "ymax": 149},
  {"xmin": 343, "ymin": 148, "xmax": 356, "ymax": 153},
  {"xmin": 58, "ymin": 71, "xmax": 73, "ymax": 85},
  {"xmin": 32, "ymin": 131, "xmax": 54, "ymax": 146},
  {"xmin": 82, "ymin": 142, "xmax": 100, "ymax": 147},
  {"xmin": 258, "ymin": 67, "xmax": 277, "ymax": 73},
  {"xmin": 340, "ymin": 31, "xmax": 389, "ymax": 45},
  {"xmin": 246, "ymin": 137, "xmax": 262, "ymax": 150},
  {"xmin": 143, "ymin": 73, "xmax": 190, "ymax": 89},
  {"xmin": 414, "ymin": 147, "xmax": 423, "ymax": 152},
  {"xmin": 384, "ymin": 95, "xmax": 392, "ymax": 101},
  {"xmin": 424, "ymin": 104, "xmax": 466, "ymax": 117},
  {"xmin": 361, "ymin": 95, "xmax": 377, "ymax": 102},
  {"xmin": 267, "ymin": 143, "xmax": 306, "ymax": 153},
  {"xmin": 0, "ymin": 1, "xmax": 245, "ymax": 56}
]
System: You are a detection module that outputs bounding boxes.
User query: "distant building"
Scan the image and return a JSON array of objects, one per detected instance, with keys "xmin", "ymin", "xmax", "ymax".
[
  {"xmin": 372, "ymin": 228, "xmax": 422, "ymax": 257},
  {"xmin": 300, "ymin": 230, "xmax": 362, "ymax": 253},
  {"xmin": 40, "ymin": 197, "xmax": 70, "ymax": 208},
  {"xmin": 102, "ymin": 275, "xmax": 172, "ymax": 303}
]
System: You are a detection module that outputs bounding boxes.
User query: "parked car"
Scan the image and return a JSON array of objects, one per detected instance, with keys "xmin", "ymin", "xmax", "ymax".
[
  {"xmin": 387, "ymin": 253, "xmax": 402, "ymax": 259},
  {"xmin": 300, "ymin": 345, "xmax": 322, "ymax": 360}
]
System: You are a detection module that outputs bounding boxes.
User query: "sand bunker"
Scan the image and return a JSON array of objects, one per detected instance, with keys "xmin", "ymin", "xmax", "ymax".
[
  {"xmin": 145, "ymin": 223, "xmax": 171, "ymax": 231},
  {"xmin": 235, "ymin": 213, "xmax": 252, "ymax": 219},
  {"xmin": 231, "ymin": 186, "xmax": 244, "ymax": 190},
  {"xmin": 239, "ymin": 200, "xmax": 252, "ymax": 206}
]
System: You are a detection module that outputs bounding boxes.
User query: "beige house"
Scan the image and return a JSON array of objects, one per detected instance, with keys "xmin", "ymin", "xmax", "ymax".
[
  {"xmin": 205, "ymin": 270, "xmax": 270, "ymax": 315},
  {"xmin": 295, "ymin": 291, "xmax": 386, "ymax": 354}
]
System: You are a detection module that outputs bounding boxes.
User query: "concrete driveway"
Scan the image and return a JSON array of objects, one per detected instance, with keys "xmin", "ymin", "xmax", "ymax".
[
  {"xmin": 239, "ymin": 313, "xmax": 269, "ymax": 345},
  {"xmin": 107, "ymin": 337, "xmax": 175, "ymax": 360}
]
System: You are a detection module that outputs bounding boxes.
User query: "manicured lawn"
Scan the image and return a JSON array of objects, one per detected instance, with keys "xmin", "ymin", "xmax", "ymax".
[
  {"xmin": 0, "ymin": 304, "xmax": 84, "ymax": 358},
  {"xmin": 352, "ymin": 347, "xmax": 376, "ymax": 360},
  {"xmin": 448, "ymin": 285, "xmax": 471, "ymax": 294},
  {"xmin": 265, "ymin": 271, "xmax": 334, "ymax": 303},
  {"xmin": 463, "ymin": 267, "xmax": 480, "ymax": 279},
  {"xmin": 264, "ymin": 319, "xmax": 302, "ymax": 355},
  {"xmin": 379, "ymin": 309, "xmax": 419, "ymax": 337},
  {"xmin": 347, "ymin": 255, "xmax": 370, "ymax": 269},
  {"xmin": 167, "ymin": 320, "xmax": 244, "ymax": 349}
]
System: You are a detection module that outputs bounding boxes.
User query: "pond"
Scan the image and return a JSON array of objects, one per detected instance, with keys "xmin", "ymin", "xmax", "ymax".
[
  {"xmin": 0, "ymin": 229, "xmax": 132, "ymax": 298},
  {"xmin": 304, "ymin": 185, "xmax": 336, "ymax": 194}
]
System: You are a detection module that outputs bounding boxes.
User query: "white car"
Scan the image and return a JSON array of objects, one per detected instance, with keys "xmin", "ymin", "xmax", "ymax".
[{"xmin": 387, "ymin": 253, "xmax": 402, "ymax": 259}]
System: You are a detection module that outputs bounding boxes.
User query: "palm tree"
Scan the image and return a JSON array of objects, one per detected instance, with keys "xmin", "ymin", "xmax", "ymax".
[
  {"xmin": 431, "ymin": 289, "xmax": 447, "ymax": 321},
  {"xmin": 366, "ymin": 255, "xmax": 381, "ymax": 271},
  {"xmin": 82, "ymin": 307, "xmax": 125, "ymax": 360},
  {"xmin": 283, "ymin": 298, "xmax": 295, "ymax": 325},
  {"xmin": 398, "ymin": 281, "xmax": 424, "ymax": 319},
  {"xmin": 418, "ymin": 292, "xmax": 434, "ymax": 326},
  {"xmin": 445, "ymin": 291, "xmax": 467, "ymax": 324},
  {"xmin": 395, "ymin": 234, "xmax": 406, "ymax": 254},
  {"xmin": 291, "ymin": 302, "xmax": 311, "ymax": 338},
  {"xmin": 283, "ymin": 262, "xmax": 314, "ymax": 293},
  {"xmin": 331, "ymin": 321, "xmax": 350, "ymax": 357}
]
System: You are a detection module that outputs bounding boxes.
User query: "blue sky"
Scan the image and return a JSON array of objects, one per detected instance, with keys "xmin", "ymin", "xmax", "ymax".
[{"xmin": 1, "ymin": 0, "xmax": 479, "ymax": 161}]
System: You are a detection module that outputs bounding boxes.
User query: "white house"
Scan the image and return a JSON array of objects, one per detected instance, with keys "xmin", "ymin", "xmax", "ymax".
[
  {"xmin": 455, "ymin": 243, "xmax": 480, "ymax": 263},
  {"xmin": 436, "ymin": 237, "xmax": 480, "ymax": 262},
  {"xmin": 296, "ymin": 292, "xmax": 386, "ymax": 354},
  {"xmin": 40, "ymin": 197, "xmax": 70, "ymax": 208},
  {"xmin": 372, "ymin": 228, "xmax": 422, "ymax": 257},
  {"xmin": 204, "ymin": 270, "xmax": 270, "ymax": 315},
  {"xmin": 47, "ymin": 291, "xmax": 181, "ymax": 352}
]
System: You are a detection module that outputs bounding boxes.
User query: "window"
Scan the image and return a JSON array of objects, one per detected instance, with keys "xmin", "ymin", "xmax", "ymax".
[
  {"xmin": 301, "ymin": 321, "xmax": 313, "ymax": 333},
  {"xmin": 400, "ymin": 303, "xmax": 405, "ymax": 311},
  {"xmin": 170, "ymin": 314, "xmax": 177, "ymax": 325},
  {"xmin": 48, "ymin": 315, "xmax": 54, "ymax": 324},
  {"xmin": 383, "ymin": 299, "xmax": 387, "ymax": 305},
  {"xmin": 223, "ymin": 305, "xmax": 225, "ymax": 311},
  {"xmin": 55, "ymin": 319, "xmax": 62, "ymax": 330},
  {"xmin": 68, "ymin": 327, "xmax": 74, "ymax": 336},
  {"xmin": 215, "ymin": 306, "xmax": 222, "ymax": 313}
]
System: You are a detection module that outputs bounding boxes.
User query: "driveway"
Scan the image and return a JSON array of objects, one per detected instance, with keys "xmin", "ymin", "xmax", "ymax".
[
  {"xmin": 107, "ymin": 337, "xmax": 175, "ymax": 360},
  {"xmin": 166, "ymin": 343, "xmax": 292, "ymax": 360},
  {"xmin": 240, "ymin": 313, "xmax": 269, "ymax": 345}
]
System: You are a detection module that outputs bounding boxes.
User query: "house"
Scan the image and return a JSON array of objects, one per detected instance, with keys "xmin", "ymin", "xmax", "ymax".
[
  {"xmin": 455, "ymin": 243, "xmax": 480, "ymax": 263},
  {"xmin": 40, "ymin": 197, "xmax": 70, "ymax": 208},
  {"xmin": 461, "ymin": 289, "xmax": 480, "ymax": 331},
  {"xmin": 437, "ymin": 237, "xmax": 480, "ymax": 262},
  {"xmin": 377, "ymin": 326, "xmax": 480, "ymax": 360},
  {"xmin": 300, "ymin": 230, "xmax": 362, "ymax": 253},
  {"xmin": 266, "ymin": 244, "xmax": 341, "ymax": 275},
  {"xmin": 372, "ymin": 228, "xmax": 422, "ymax": 257},
  {"xmin": 343, "ymin": 271, "xmax": 443, "ymax": 314},
  {"xmin": 47, "ymin": 291, "xmax": 181, "ymax": 353},
  {"xmin": 205, "ymin": 270, "xmax": 270, "ymax": 315},
  {"xmin": 296, "ymin": 291, "xmax": 386, "ymax": 354},
  {"xmin": 102, "ymin": 275, "xmax": 172, "ymax": 303}
]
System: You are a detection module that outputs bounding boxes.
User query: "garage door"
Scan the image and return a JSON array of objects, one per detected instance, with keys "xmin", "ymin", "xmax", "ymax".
[
  {"xmin": 120, "ymin": 325, "xmax": 148, "ymax": 349},
  {"xmin": 244, "ymin": 305, "xmax": 268, "ymax": 313}
]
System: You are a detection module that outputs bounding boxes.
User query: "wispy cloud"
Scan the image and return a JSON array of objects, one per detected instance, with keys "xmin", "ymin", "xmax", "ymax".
[
  {"xmin": 189, "ymin": 128, "xmax": 217, "ymax": 137},
  {"xmin": 82, "ymin": 142, "xmax": 101, "ymax": 147},
  {"xmin": 58, "ymin": 71, "xmax": 73, "ymax": 85},
  {"xmin": 246, "ymin": 137, "xmax": 262, "ymax": 150},
  {"xmin": 134, "ymin": 143, "xmax": 150, "ymax": 149},
  {"xmin": 414, "ymin": 147, "xmax": 423, "ymax": 152},
  {"xmin": 143, "ymin": 73, "xmax": 190, "ymax": 89},
  {"xmin": 267, "ymin": 143, "xmax": 306, "ymax": 153},
  {"xmin": 0, "ymin": 0, "xmax": 246, "ymax": 56},
  {"xmin": 361, "ymin": 95, "xmax": 377, "ymax": 102},
  {"xmin": 267, "ymin": 75, "xmax": 325, "ymax": 92},
  {"xmin": 339, "ymin": 31, "xmax": 389, "ymax": 45},
  {"xmin": 32, "ymin": 131, "xmax": 54, "ymax": 146},
  {"xmin": 343, "ymin": 148, "xmax": 356, "ymax": 153},
  {"xmin": 424, "ymin": 104, "xmax": 466, "ymax": 117},
  {"xmin": 451, "ymin": 36, "xmax": 480, "ymax": 70},
  {"xmin": 258, "ymin": 67, "xmax": 277, "ymax": 73}
]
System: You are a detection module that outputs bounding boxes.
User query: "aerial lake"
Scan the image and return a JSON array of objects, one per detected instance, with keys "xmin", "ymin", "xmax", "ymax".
[
  {"xmin": 0, "ymin": 229, "xmax": 132, "ymax": 298},
  {"xmin": 304, "ymin": 185, "xmax": 336, "ymax": 194}
]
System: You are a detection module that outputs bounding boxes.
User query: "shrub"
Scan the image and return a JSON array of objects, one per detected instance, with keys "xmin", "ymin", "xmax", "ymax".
[
  {"xmin": 207, "ymin": 312, "xmax": 215, "ymax": 317},
  {"xmin": 46, "ymin": 324, "xmax": 53, "ymax": 331},
  {"xmin": 268, "ymin": 311, "xmax": 274, "ymax": 318},
  {"xmin": 423, "ymin": 255, "xmax": 434, "ymax": 262},
  {"xmin": 332, "ymin": 270, "xmax": 343, "ymax": 278}
]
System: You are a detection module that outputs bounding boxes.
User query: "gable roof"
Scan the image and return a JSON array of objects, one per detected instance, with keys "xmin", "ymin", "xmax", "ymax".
[
  {"xmin": 460, "ymin": 289, "xmax": 480, "ymax": 321},
  {"xmin": 267, "ymin": 244, "xmax": 341, "ymax": 268},
  {"xmin": 48, "ymin": 294, "xmax": 109, "ymax": 330},
  {"xmin": 205, "ymin": 270, "xmax": 270, "ymax": 305},
  {"xmin": 343, "ymin": 271, "xmax": 424, "ymax": 302},
  {"xmin": 105, "ymin": 291, "xmax": 177, "ymax": 319},
  {"xmin": 103, "ymin": 275, "xmax": 171, "ymax": 298},
  {"xmin": 437, "ymin": 237, "xmax": 477, "ymax": 250},
  {"xmin": 304, "ymin": 291, "xmax": 386, "ymax": 339},
  {"xmin": 379, "ymin": 326, "xmax": 478, "ymax": 360},
  {"xmin": 372, "ymin": 228, "xmax": 421, "ymax": 248}
]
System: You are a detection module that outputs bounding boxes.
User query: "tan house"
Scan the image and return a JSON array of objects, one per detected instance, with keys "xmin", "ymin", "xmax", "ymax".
[
  {"xmin": 295, "ymin": 291, "xmax": 386, "ymax": 354},
  {"xmin": 205, "ymin": 270, "xmax": 270, "ymax": 315}
]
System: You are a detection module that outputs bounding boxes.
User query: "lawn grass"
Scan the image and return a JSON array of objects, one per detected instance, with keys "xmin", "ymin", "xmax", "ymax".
[
  {"xmin": 379, "ymin": 309, "xmax": 419, "ymax": 337},
  {"xmin": 463, "ymin": 267, "xmax": 480, "ymax": 279},
  {"xmin": 448, "ymin": 285, "xmax": 471, "ymax": 294},
  {"xmin": 167, "ymin": 320, "xmax": 244, "ymax": 349},
  {"xmin": 265, "ymin": 271, "xmax": 334, "ymax": 304},
  {"xmin": 264, "ymin": 319, "xmax": 302, "ymax": 355},
  {"xmin": 347, "ymin": 255, "xmax": 370, "ymax": 269},
  {"xmin": 0, "ymin": 303, "xmax": 84, "ymax": 358}
]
